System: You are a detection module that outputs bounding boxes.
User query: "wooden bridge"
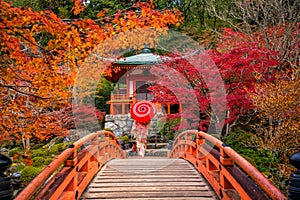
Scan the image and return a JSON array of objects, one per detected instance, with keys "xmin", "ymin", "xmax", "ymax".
[
  {"xmin": 81, "ymin": 158, "xmax": 215, "ymax": 199},
  {"xmin": 15, "ymin": 130, "xmax": 286, "ymax": 200}
]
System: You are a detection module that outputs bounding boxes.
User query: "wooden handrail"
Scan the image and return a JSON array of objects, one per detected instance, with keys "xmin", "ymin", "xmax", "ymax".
[
  {"xmin": 169, "ymin": 130, "xmax": 286, "ymax": 200},
  {"xmin": 15, "ymin": 130, "xmax": 126, "ymax": 200}
]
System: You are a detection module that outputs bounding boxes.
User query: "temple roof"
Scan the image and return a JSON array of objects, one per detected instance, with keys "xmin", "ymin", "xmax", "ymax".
[
  {"xmin": 103, "ymin": 49, "xmax": 168, "ymax": 83},
  {"xmin": 115, "ymin": 49, "xmax": 161, "ymax": 65}
]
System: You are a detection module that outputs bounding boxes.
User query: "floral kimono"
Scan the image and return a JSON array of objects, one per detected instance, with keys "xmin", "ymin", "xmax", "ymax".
[{"xmin": 131, "ymin": 121, "xmax": 149, "ymax": 157}]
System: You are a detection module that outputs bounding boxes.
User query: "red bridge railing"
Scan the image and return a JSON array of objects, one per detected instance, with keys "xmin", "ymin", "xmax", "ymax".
[
  {"xmin": 15, "ymin": 130, "xmax": 126, "ymax": 200},
  {"xmin": 169, "ymin": 130, "xmax": 286, "ymax": 200}
]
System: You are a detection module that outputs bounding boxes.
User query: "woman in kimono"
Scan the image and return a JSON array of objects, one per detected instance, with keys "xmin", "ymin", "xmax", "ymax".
[{"xmin": 131, "ymin": 121, "xmax": 149, "ymax": 157}]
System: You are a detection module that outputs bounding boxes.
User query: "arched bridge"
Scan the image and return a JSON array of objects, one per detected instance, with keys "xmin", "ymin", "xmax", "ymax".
[{"xmin": 15, "ymin": 130, "xmax": 286, "ymax": 200}]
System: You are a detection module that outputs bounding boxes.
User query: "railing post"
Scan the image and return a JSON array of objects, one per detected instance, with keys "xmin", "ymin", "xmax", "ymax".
[
  {"xmin": 288, "ymin": 151, "xmax": 300, "ymax": 200},
  {"xmin": 196, "ymin": 134, "xmax": 205, "ymax": 145},
  {"xmin": 219, "ymin": 145, "xmax": 234, "ymax": 191},
  {"xmin": 220, "ymin": 145, "xmax": 234, "ymax": 166},
  {"xmin": 64, "ymin": 146, "xmax": 78, "ymax": 193},
  {"xmin": 64, "ymin": 146, "xmax": 78, "ymax": 167},
  {"xmin": 90, "ymin": 136, "xmax": 99, "ymax": 166},
  {"xmin": 195, "ymin": 134, "xmax": 204, "ymax": 160}
]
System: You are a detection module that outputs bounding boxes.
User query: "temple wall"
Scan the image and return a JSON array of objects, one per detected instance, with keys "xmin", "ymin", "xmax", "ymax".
[{"xmin": 104, "ymin": 114, "xmax": 158, "ymax": 138}]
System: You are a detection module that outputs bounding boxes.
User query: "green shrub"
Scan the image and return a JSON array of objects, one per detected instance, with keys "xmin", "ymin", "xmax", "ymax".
[
  {"xmin": 20, "ymin": 166, "xmax": 42, "ymax": 186},
  {"xmin": 9, "ymin": 147, "xmax": 21, "ymax": 157},
  {"xmin": 14, "ymin": 163, "xmax": 25, "ymax": 172},
  {"xmin": 222, "ymin": 129, "xmax": 280, "ymax": 171},
  {"xmin": 222, "ymin": 128, "xmax": 286, "ymax": 192},
  {"xmin": 44, "ymin": 158, "xmax": 53, "ymax": 165},
  {"xmin": 30, "ymin": 143, "xmax": 45, "ymax": 150},
  {"xmin": 48, "ymin": 145, "xmax": 59, "ymax": 155},
  {"xmin": 158, "ymin": 117, "xmax": 181, "ymax": 141},
  {"xmin": 12, "ymin": 141, "xmax": 73, "ymax": 187},
  {"xmin": 48, "ymin": 143, "xmax": 64, "ymax": 155},
  {"xmin": 31, "ymin": 149, "xmax": 47, "ymax": 157},
  {"xmin": 48, "ymin": 142, "xmax": 72, "ymax": 155},
  {"xmin": 32, "ymin": 157, "xmax": 45, "ymax": 167},
  {"xmin": 120, "ymin": 135, "xmax": 129, "ymax": 144},
  {"xmin": 62, "ymin": 142, "xmax": 73, "ymax": 150}
]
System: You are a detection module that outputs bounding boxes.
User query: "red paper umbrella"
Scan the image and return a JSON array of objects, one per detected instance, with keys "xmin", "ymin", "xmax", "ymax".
[{"xmin": 130, "ymin": 100, "xmax": 156, "ymax": 123}]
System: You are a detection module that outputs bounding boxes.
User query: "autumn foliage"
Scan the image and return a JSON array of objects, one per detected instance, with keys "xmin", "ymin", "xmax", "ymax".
[
  {"xmin": 215, "ymin": 26, "xmax": 299, "ymax": 154},
  {"xmin": 249, "ymin": 72, "xmax": 299, "ymax": 152},
  {"xmin": 149, "ymin": 25, "xmax": 298, "ymax": 139},
  {"xmin": 0, "ymin": 1, "xmax": 182, "ymax": 144}
]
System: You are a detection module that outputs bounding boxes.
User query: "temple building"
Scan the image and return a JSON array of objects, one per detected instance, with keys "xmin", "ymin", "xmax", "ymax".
[
  {"xmin": 104, "ymin": 48, "xmax": 182, "ymax": 116},
  {"xmin": 103, "ymin": 49, "xmax": 181, "ymax": 137}
]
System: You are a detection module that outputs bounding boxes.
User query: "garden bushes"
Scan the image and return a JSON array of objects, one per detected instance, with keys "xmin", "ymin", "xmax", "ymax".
[
  {"xmin": 9, "ymin": 147, "xmax": 20, "ymax": 157},
  {"xmin": 8, "ymin": 140, "xmax": 73, "ymax": 188},
  {"xmin": 31, "ymin": 149, "xmax": 47, "ymax": 157},
  {"xmin": 222, "ymin": 128, "xmax": 289, "ymax": 193},
  {"xmin": 32, "ymin": 157, "xmax": 44, "ymax": 167},
  {"xmin": 20, "ymin": 166, "xmax": 42, "ymax": 186}
]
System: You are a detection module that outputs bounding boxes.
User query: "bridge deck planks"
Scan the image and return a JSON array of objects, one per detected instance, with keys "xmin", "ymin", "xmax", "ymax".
[{"xmin": 81, "ymin": 158, "xmax": 216, "ymax": 200}]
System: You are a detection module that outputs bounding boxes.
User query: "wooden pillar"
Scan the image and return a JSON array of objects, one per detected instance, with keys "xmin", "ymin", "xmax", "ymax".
[
  {"xmin": 110, "ymin": 103, "xmax": 114, "ymax": 115},
  {"xmin": 109, "ymin": 94, "xmax": 114, "ymax": 115},
  {"xmin": 122, "ymin": 103, "xmax": 125, "ymax": 115},
  {"xmin": 155, "ymin": 102, "xmax": 161, "ymax": 113},
  {"xmin": 179, "ymin": 104, "xmax": 182, "ymax": 113},
  {"xmin": 167, "ymin": 103, "xmax": 171, "ymax": 115}
]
